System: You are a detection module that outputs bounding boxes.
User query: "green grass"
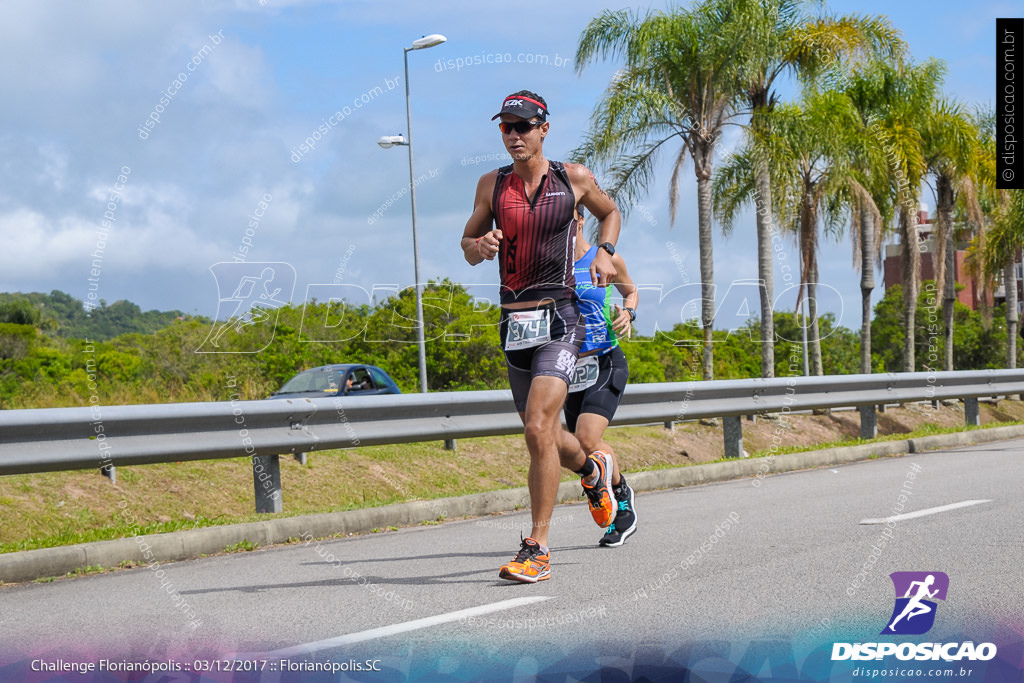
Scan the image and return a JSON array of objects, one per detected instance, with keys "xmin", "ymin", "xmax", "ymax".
[
  {"xmin": 28, "ymin": 564, "xmax": 110, "ymax": 584},
  {"xmin": 0, "ymin": 516, "xmax": 233, "ymax": 554},
  {"xmin": 67, "ymin": 564, "xmax": 105, "ymax": 576},
  {"xmin": 223, "ymin": 539, "xmax": 258, "ymax": 553}
]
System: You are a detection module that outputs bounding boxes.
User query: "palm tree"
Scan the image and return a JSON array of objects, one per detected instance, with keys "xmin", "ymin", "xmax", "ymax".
[
  {"xmin": 840, "ymin": 67, "xmax": 896, "ymax": 374},
  {"xmin": 576, "ymin": 0, "xmax": 902, "ymax": 379},
  {"xmin": 725, "ymin": 0, "xmax": 903, "ymax": 377},
  {"xmin": 574, "ymin": 2, "xmax": 745, "ymax": 380},
  {"xmin": 921, "ymin": 99, "xmax": 982, "ymax": 371},
  {"xmin": 846, "ymin": 176, "xmax": 890, "ymax": 373},
  {"xmin": 843, "ymin": 119, "xmax": 892, "ymax": 374},
  {"xmin": 777, "ymin": 92, "xmax": 861, "ymax": 376},
  {"xmin": 980, "ymin": 192, "xmax": 1024, "ymax": 367},
  {"xmin": 1005, "ymin": 251, "xmax": 1019, "ymax": 369},
  {"xmin": 975, "ymin": 107, "xmax": 1022, "ymax": 368},
  {"xmin": 714, "ymin": 90, "xmax": 860, "ymax": 375},
  {"xmin": 967, "ymin": 107, "xmax": 998, "ymax": 332},
  {"xmin": 849, "ymin": 59, "xmax": 944, "ymax": 371}
]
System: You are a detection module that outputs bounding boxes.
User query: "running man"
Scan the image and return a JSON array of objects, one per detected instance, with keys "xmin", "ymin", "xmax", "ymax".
[
  {"xmin": 887, "ymin": 574, "xmax": 939, "ymax": 632},
  {"xmin": 208, "ymin": 266, "xmax": 285, "ymax": 348},
  {"xmin": 461, "ymin": 90, "xmax": 623, "ymax": 582},
  {"xmin": 565, "ymin": 207, "xmax": 639, "ymax": 547}
]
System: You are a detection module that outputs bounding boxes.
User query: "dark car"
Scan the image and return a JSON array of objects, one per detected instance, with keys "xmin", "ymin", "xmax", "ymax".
[{"xmin": 269, "ymin": 364, "xmax": 402, "ymax": 399}]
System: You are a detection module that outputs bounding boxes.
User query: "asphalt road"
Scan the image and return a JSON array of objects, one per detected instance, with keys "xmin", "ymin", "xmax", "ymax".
[{"xmin": 1, "ymin": 439, "xmax": 1022, "ymax": 681}]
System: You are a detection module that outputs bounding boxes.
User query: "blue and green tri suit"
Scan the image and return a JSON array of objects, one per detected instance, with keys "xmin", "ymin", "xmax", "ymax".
[
  {"xmin": 564, "ymin": 246, "xmax": 630, "ymax": 431},
  {"xmin": 575, "ymin": 246, "xmax": 619, "ymax": 356}
]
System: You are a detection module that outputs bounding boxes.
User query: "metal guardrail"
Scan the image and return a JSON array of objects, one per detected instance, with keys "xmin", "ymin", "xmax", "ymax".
[{"xmin": 2, "ymin": 370, "xmax": 1022, "ymax": 512}]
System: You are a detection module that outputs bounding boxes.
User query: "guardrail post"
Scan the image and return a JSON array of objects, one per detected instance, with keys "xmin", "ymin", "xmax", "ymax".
[
  {"xmin": 100, "ymin": 465, "xmax": 116, "ymax": 484},
  {"xmin": 444, "ymin": 439, "xmax": 457, "ymax": 450},
  {"xmin": 963, "ymin": 397, "xmax": 980, "ymax": 427},
  {"xmin": 293, "ymin": 452, "xmax": 307, "ymax": 465},
  {"xmin": 252, "ymin": 455, "xmax": 283, "ymax": 513},
  {"xmin": 664, "ymin": 421, "xmax": 674, "ymax": 431},
  {"xmin": 723, "ymin": 416, "xmax": 743, "ymax": 458},
  {"xmin": 858, "ymin": 405, "xmax": 877, "ymax": 440}
]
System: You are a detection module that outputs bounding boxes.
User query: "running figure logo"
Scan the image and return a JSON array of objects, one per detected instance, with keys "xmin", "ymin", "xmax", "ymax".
[
  {"xmin": 197, "ymin": 262, "xmax": 295, "ymax": 353},
  {"xmin": 882, "ymin": 571, "xmax": 949, "ymax": 635}
]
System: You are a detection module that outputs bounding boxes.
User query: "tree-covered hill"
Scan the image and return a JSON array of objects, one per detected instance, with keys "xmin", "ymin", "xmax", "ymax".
[
  {"xmin": 0, "ymin": 290, "xmax": 193, "ymax": 341},
  {"xmin": 0, "ymin": 280, "xmax": 1016, "ymax": 411}
]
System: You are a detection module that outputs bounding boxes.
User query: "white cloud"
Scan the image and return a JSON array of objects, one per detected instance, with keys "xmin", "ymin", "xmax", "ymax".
[
  {"xmin": 108, "ymin": 217, "xmax": 222, "ymax": 273},
  {"xmin": 0, "ymin": 209, "xmax": 97, "ymax": 280},
  {"xmin": 0, "ymin": 1, "xmax": 200, "ymax": 96},
  {"xmin": 0, "ymin": 0, "xmax": 986, "ymax": 329},
  {"xmin": 198, "ymin": 37, "xmax": 275, "ymax": 108},
  {"xmin": 36, "ymin": 142, "xmax": 70, "ymax": 193}
]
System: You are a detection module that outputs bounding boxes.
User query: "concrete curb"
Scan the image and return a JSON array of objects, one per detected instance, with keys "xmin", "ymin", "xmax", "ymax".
[
  {"xmin": 906, "ymin": 424, "xmax": 1024, "ymax": 452},
  {"xmin": 3, "ymin": 425, "xmax": 1023, "ymax": 585}
]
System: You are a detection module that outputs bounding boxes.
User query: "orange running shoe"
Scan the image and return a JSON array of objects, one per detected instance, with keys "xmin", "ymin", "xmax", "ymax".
[
  {"xmin": 581, "ymin": 450, "xmax": 617, "ymax": 528},
  {"xmin": 498, "ymin": 537, "xmax": 550, "ymax": 583}
]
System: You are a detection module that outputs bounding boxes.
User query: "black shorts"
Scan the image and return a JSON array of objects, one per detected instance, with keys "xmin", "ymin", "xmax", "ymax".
[
  {"xmin": 563, "ymin": 345, "xmax": 629, "ymax": 432},
  {"xmin": 501, "ymin": 299, "xmax": 585, "ymax": 413}
]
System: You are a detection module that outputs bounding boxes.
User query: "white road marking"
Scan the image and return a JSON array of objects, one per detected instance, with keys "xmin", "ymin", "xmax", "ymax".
[
  {"xmin": 262, "ymin": 596, "xmax": 552, "ymax": 657},
  {"xmin": 860, "ymin": 499, "xmax": 993, "ymax": 525}
]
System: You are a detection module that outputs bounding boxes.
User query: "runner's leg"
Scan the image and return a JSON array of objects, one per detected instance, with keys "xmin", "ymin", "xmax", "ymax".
[
  {"xmin": 574, "ymin": 413, "xmax": 621, "ymax": 486},
  {"xmin": 522, "ymin": 375, "xmax": 575, "ymax": 547}
]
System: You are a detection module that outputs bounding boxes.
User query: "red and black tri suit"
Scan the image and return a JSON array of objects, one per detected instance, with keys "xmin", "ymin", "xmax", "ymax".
[
  {"xmin": 492, "ymin": 160, "xmax": 577, "ymax": 306},
  {"xmin": 491, "ymin": 160, "xmax": 585, "ymax": 411}
]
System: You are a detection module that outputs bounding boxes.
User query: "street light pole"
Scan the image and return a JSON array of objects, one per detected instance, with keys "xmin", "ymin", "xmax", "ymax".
[
  {"xmin": 402, "ymin": 45, "xmax": 429, "ymax": 394},
  {"xmin": 378, "ymin": 35, "xmax": 444, "ymax": 394}
]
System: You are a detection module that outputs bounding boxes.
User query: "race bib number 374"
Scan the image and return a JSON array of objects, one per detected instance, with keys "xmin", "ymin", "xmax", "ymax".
[{"xmin": 505, "ymin": 309, "xmax": 552, "ymax": 351}]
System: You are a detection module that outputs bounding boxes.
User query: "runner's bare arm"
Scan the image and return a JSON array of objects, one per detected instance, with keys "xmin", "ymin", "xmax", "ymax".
[
  {"xmin": 566, "ymin": 163, "xmax": 621, "ymax": 285},
  {"xmin": 461, "ymin": 172, "xmax": 500, "ymax": 265},
  {"xmin": 610, "ymin": 254, "xmax": 638, "ymax": 338}
]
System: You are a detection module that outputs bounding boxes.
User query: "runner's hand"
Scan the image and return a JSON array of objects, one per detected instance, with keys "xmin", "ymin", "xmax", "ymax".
[
  {"xmin": 476, "ymin": 230, "xmax": 502, "ymax": 260},
  {"xmin": 612, "ymin": 304, "xmax": 632, "ymax": 339},
  {"xmin": 590, "ymin": 248, "xmax": 616, "ymax": 286}
]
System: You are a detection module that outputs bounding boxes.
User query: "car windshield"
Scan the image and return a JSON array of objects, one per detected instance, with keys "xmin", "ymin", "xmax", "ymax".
[{"xmin": 276, "ymin": 369, "xmax": 341, "ymax": 394}]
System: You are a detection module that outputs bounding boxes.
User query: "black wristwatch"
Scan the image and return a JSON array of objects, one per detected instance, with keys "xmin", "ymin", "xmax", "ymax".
[
  {"xmin": 624, "ymin": 307, "xmax": 636, "ymax": 322},
  {"xmin": 598, "ymin": 242, "xmax": 616, "ymax": 256}
]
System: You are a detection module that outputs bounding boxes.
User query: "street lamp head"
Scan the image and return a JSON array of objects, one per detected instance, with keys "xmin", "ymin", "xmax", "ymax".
[
  {"xmin": 410, "ymin": 34, "xmax": 447, "ymax": 50},
  {"xmin": 377, "ymin": 135, "xmax": 408, "ymax": 149}
]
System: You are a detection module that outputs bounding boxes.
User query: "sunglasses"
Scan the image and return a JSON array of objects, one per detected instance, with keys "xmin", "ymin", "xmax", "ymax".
[{"xmin": 498, "ymin": 120, "xmax": 543, "ymax": 135}]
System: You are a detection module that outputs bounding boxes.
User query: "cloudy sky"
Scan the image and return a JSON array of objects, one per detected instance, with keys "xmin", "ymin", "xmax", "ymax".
[{"xmin": 0, "ymin": 0, "xmax": 1010, "ymax": 336}]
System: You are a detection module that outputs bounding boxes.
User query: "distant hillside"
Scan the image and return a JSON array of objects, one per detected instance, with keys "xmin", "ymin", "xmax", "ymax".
[{"xmin": 0, "ymin": 290, "xmax": 196, "ymax": 341}]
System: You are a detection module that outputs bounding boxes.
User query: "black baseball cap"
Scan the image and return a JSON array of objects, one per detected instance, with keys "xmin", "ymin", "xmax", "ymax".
[{"xmin": 491, "ymin": 95, "xmax": 548, "ymax": 121}]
